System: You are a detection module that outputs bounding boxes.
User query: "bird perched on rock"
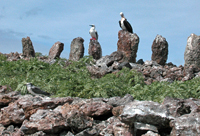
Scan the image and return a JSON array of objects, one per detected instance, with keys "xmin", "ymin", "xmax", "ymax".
[
  {"xmin": 89, "ymin": 24, "xmax": 98, "ymax": 40},
  {"xmin": 25, "ymin": 83, "xmax": 50, "ymax": 97},
  {"xmin": 119, "ymin": 12, "xmax": 133, "ymax": 33}
]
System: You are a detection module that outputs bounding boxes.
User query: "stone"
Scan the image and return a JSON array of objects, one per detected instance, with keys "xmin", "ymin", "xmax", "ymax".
[
  {"xmin": 151, "ymin": 35, "xmax": 168, "ymax": 65},
  {"xmin": 170, "ymin": 112, "xmax": 200, "ymax": 136},
  {"xmin": 88, "ymin": 39, "xmax": 102, "ymax": 60},
  {"xmin": 117, "ymin": 30, "xmax": 139, "ymax": 63},
  {"xmin": 69, "ymin": 37, "xmax": 84, "ymax": 61},
  {"xmin": 48, "ymin": 41, "xmax": 64, "ymax": 60},
  {"xmin": 21, "ymin": 109, "xmax": 68, "ymax": 134},
  {"xmin": 120, "ymin": 101, "xmax": 174, "ymax": 128},
  {"xmin": 142, "ymin": 131, "xmax": 160, "ymax": 136},
  {"xmin": 184, "ymin": 33, "xmax": 200, "ymax": 67},
  {"xmin": 22, "ymin": 36, "xmax": 35, "ymax": 57}
]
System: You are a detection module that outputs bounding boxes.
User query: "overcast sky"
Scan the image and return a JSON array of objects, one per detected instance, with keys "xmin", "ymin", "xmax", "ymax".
[{"xmin": 0, "ymin": 0, "xmax": 199, "ymax": 66}]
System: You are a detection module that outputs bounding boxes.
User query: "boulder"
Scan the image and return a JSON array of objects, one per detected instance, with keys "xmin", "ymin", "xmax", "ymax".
[
  {"xmin": 22, "ymin": 36, "xmax": 35, "ymax": 57},
  {"xmin": 117, "ymin": 30, "xmax": 139, "ymax": 63},
  {"xmin": 69, "ymin": 37, "xmax": 84, "ymax": 61},
  {"xmin": 151, "ymin": 35, "xmax": 168, "ymax": 65},
  {"xmin": 48, "ymin": 41, "xmax": 64, "ymax": 60},
  {"xmin": 88, "ymin": 39, "xmax": 102, "ymax": 60},
  {"xmin": 184, "ymin": 33, "xmax": 200, "ymax": 67}
]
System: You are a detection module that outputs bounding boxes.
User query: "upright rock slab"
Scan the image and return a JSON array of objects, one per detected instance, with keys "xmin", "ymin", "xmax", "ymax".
[
  {"xmin": 22, "ymin": 36, "xmax": 35, "ymax": 57},
  {"xmin": 88, "ymin": 39, "xmax": 102, "ymax": 60},
  {"xmin": 151, "ymin": 35, "xmax": 168, "ymax": 65},
  {"xmin": 184, "ymin": 33, "xmax": 200, "ymax": 67},
  {"xmin": 117, "ymin": 30, "xmax": 139, "ymax": 63},
  {"xmin": 48, "ymin": 41, "xmax": 64, "ymax": 60},
  {"xmin": 69, "ymin": 37, "xmax": 84, "ymax": 61}
]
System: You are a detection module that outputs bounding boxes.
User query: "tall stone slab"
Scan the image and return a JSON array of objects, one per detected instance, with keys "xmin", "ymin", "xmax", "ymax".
[
  {"xmin": 48, "ymin": 41, "xmax": 64, "ymax": 60},
  {"xmin": 117, "ymin": 30, "xmax": 139, "ymax": 63},
  {"xmin": 88, "ymin": 39, "xmax": 102, "ymax": 60},
  {"xmin": 184, "ymin": 33, "xmax": 200, "ymax": 68},
  {"xmin": 69, "ymin": 37, "xmax": 84, "ymax": 61},
  {"xmin": 151, "ymin": 35, "xmax": 168, "ymax": 65},
  {"xmin": 22, "ymin": 36, "xmax": 35, "ymax": 57}
]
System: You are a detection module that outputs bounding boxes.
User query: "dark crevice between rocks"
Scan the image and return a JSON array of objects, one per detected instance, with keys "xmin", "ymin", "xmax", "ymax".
[
  {"xmin": 135, "ymin": 130, "xmax": 149, "ymax": 136},
  {"xmin": 177, "ymin": 103, "xmax": 191, "ymax": 116},
  {"xmin": 92, "ymin": 112, "xmax": 113, "ymax": 121},
  {"xmin": 158, "ymin": 127, "xmax": 172, "ymax": 136}
]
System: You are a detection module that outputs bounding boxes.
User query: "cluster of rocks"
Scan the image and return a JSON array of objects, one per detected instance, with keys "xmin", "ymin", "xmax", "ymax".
[{"xmin": 0, "ymin": 86, "xmax": 200, "ymax": 136}]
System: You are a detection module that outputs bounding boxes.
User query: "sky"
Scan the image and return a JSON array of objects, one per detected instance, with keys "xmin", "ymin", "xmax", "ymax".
[{"xmin": 0, "ymin": 0, "xmax": 200, "ymax": 66}]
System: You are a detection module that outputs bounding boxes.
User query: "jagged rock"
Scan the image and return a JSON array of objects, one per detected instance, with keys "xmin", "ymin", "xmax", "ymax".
[
  {"xmin": 184, "ymin": 33, "xmax": 200, "ymax": 67},
  {"xmin": 120, "ymin": 101, "xmax": 174, "ymax": 128},
  {"xmin": 134, "ymin": 122, "xmax": 159, "ymax": 136},
  {"xmin": 170, "ymin": 112, "xmax": 200, "ymax": 136},
  {"xmin": 0, "ymin": 95, "xmax": 73, "ymax": 126},
  {"xmin": 48, "ymin": 41, "xmax": 64, "ymax": 60},
  {"xmin": 117, "ymin": 30, "xmax": 139, "ymax": 63},
  {"xmin": 87, "ymin": 65, "xmax": 112, "ymax": 78},
  {"xmin": 88, "ymin": 39, "xmax": 102, "ymax": 60},
  {"xmin": 22, "ymin": 36, "xmax": 35, "ymax": 57},
  {"xmin": 0, "ymin": 91, "xmax": 20, "ymax": 108},
  {"xmin": 151, "ymin": 35, "xmax": 168, "ymax": 65},
  {"xmin": 21, "ymin": 109, "xmax": 68, "ymax": 134},
  {"xmin": 69, "ymin": 37, "xmax": 84, "ymax": 61}
]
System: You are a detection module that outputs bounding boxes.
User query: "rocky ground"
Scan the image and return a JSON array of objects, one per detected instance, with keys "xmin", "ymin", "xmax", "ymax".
[
  {"xmin": 0, "ymin": 52, "xmax": 200, "ymax": 136},
  {"xmin": 0, "ymin": 85, "xmax": 200, "ymax": 136}
]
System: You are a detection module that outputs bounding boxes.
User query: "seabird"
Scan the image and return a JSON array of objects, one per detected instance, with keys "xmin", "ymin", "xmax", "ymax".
[
  {"xmin": 25, "ymin": 83, "xmax": 51, "ymax": 97},
  {"xmin": 119, "ymin": 12, "xmax": 133, "ymax": 33},
  {"xmin": 89, "ymin": 24, "xmax": 98, "ymax": 40}
]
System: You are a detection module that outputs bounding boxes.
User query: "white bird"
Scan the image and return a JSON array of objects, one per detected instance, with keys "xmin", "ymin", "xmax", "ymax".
[
  {"xmin": 89, "ymin": 24, "xmax": 98, "ymax": 40},
  {"xmin": 25, "ymin": 83, "xmax": 50, "ymax": 97},
  {"xmin": 119, "ymin": 12, "xmax": 133, "ymax": 33}
]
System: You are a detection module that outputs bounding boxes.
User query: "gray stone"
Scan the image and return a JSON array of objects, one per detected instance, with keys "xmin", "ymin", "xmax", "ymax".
[
  {"xmin": 88, "ymin": 39, "xmax": 102, "ymax": 60},
  {"xmin": 184, "ymin": 33, "xmax": 200, "ymax": 67},
  {"xmin": 48, "ymin": 41, "xmax": 64, "ymax": 60},
  {"xmin": 151, "ymin": 35, "xmax": 168, "ymax": 65},
  {"xmin": 69, "ymin": 37, "xmax": 84, "ymax": 61},
  {"xmin": 22, "ymin": 36, "xmax": 35, "ymax": 57}
]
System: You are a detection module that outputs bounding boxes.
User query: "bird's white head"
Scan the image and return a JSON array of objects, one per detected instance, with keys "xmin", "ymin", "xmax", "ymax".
[
  {"xmin": 90, "ymin": 24, "xmax": 95, "ymax": 28},
  {"xmin": 25, "ymin": 83, "xmax": 32, "ymax": 86},
  {"xmin": 120, "ymin": 12, "xmax": 124, "ymax": 17}
]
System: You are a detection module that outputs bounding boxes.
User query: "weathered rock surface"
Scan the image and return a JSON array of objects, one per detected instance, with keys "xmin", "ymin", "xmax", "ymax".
[
  {"xmin": 88, "ymin": 39, "xmax": 102, "ymax": 60},
  {"xmin": 22, "ymin": 36, "xmax": 35, "ymax": 57},
  {"xmin": 48, "ymin": 41, "xmax": 64, "ymax": 60},
  {"xmin": 184, "ymin": 33, "xmax": 200, "ymax": 68},
  {"xmin": 151, "ymin": 35, "xmax": 168, "ymax": 65},
  {"xmin": 69, "ymin": 37, "xmax": 84, "ymax": 61},
  {"xmin": 117, "ymin": 30, "xmax": 139, "ymax": 63},
  {"xmin": 1, "ymin": 90, "xmax": 200, "ymax": 135}
]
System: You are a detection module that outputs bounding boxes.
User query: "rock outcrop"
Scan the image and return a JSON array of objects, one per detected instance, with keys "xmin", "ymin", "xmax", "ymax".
[
  {"xmin": 117, "ymin": 30, "xmax": 139, "ymax": 63},
  {"xmin": 88, "ymin": 39, "xmax": 102, "ymax": 60},
  {"xmin": 184, "ymin": 33, "xmax": 200, "ymax": 68},
  {"xmin": 1, "ymin": 89, "xmax": 200, "ymax": 135},
  {"xmin": 69, "ymin": 37, "xmax": 84, "ymax": 61},
  {"xmin": 151, "ymin": 35, "xmax": 168, "ymax": 65},
  {"xmin": 22, "ymin": 36, "xmax": 35, "ymax": 57},
  {"xmin": 48, "ymin": 41, "xmax": 64, "ymax": 60}
]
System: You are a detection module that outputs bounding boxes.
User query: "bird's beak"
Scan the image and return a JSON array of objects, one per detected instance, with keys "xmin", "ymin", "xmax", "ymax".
[{"xmin": 89, "ymin": 25, "xmax": 93, "ymax": 27}]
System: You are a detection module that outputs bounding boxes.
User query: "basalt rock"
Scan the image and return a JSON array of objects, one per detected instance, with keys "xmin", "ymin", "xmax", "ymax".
[
  {"xmin": 184, "ymin": 33, "xmax": 200, "ymax": 68},
  {"xmin": 22, "ymin": 36, "xmax": 35, "ymax": 57},
  {"xmin": 117, "ymin": 30, "xmax": 139, "ymax": 63},
  {"xmin": 88, "ymin": 39, "xmax": 102, "ymax": 60},
  {"xmin": 69, "ymin": 37, "xmax": 84, "ymax": 61},
  {"xmin": 48, "ymin": 41, "xmax": 64, "ymax": 60},
  {"xmin": 151, "ymin": 35, "xmax": 168, "ymax": 65},
  {"xmin": 1, "ymin": 91, "xmax": 200, "ymax": 135}
]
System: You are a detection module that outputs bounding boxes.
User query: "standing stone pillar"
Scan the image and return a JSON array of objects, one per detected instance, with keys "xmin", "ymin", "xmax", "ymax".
[
  {"xmin": 69, "ymin": 37, "xmax": 84, "ymax": 61},
  {"xmin": 184, "ymin": 33, "xmax": 200, "ymax": 68},
  {"xmin": 117, "ymin": 30, "xmax": 139, "ymax": 63},
  {"xmin": 88, "ymin": 39, "xmax": 102, "ymax": 60},
  {"xmin": 22, "ymin": 36, "xmax": 35, "ymax": 57},
  {"xmin": 48, "ymin": 41, "xmax": 64, "ymax": 60},
  {"xmin": 151, "ymin": 35, "xmax": 168, "ymax": 65}
]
